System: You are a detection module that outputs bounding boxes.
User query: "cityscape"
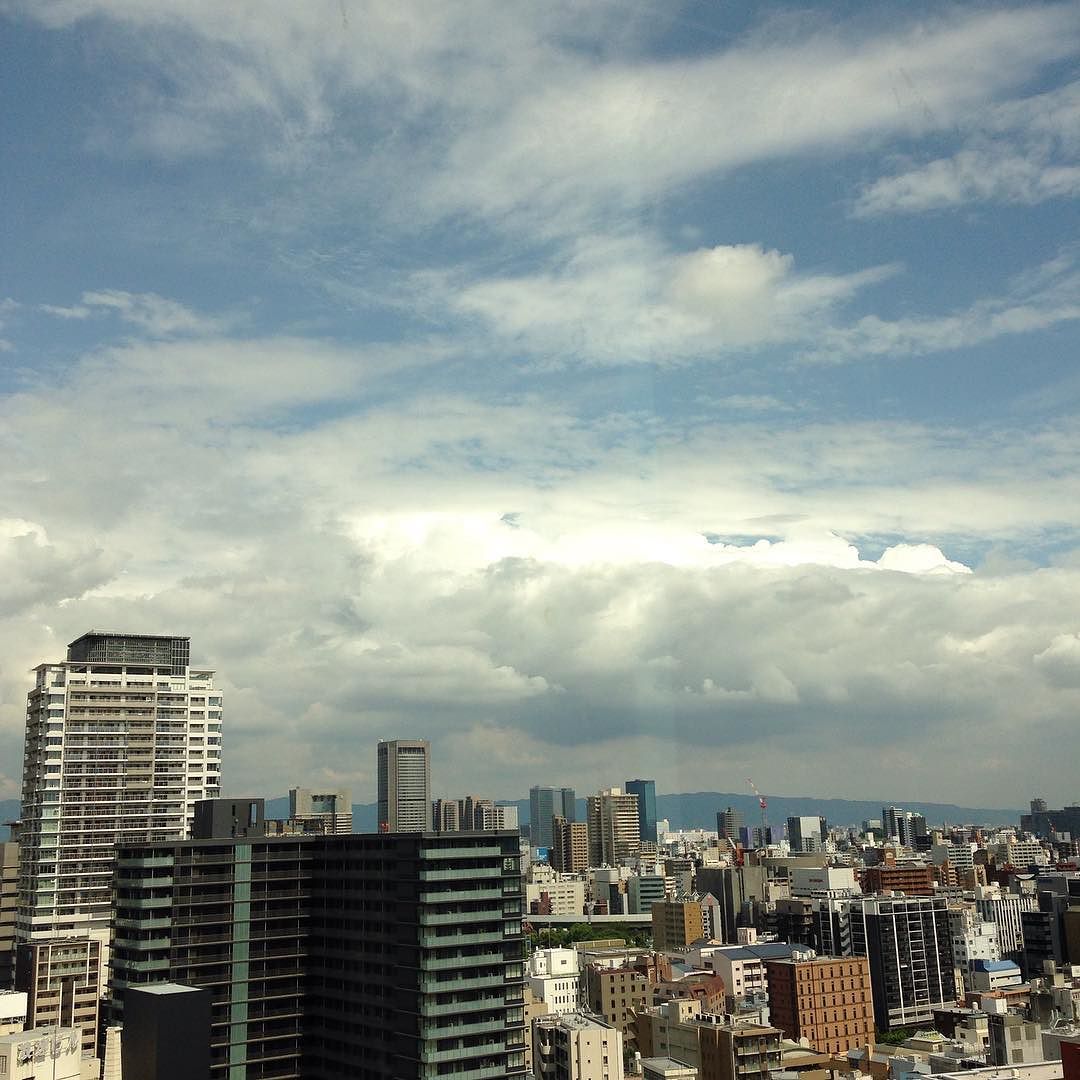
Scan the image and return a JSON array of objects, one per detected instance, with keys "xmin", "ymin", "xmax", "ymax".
[
  {"xmin": 4, "ymin": 2, "xmax": 1080, "ymax": 1080},
  {"xmin": 0, "ymin": 632, "xmax": 1079, "ymax": 1079}
]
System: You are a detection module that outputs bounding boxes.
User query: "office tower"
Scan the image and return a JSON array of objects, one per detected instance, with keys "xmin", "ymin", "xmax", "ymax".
[
  {"xmin": 0, "ymin": 842, "xmax": 16, "ymax": 988},
  {"xmin": 651, "ymin": 898, "xmax": 705, "ymax": 951},
  {"xmin": 111, "ymin": 826, "xmax": 527, "ymax": 1079},
  {"xmin": 529, "ymin": 787, "xmax": 576, "ymax": 850},
  {"xmin": 289, "ymin": 787, "xmax": 352, "ymax": 834},
  {"xmin": 377, "ymin": 739, "xmax": 431, "ymax": 832},
  {"xmin": 716, "ymin": 807, "xmax": 743, "ymax": 842},
  {"xmin": 551, "ymin": 816, "xmax": 589, "ymax": 873},
  {"xmin": 533, "ymin": 1013, "xmax": 624, "ymax": 1080},
  {"xmin": 765, "ymin": 954, "xmax": 874, "ymax": 1055},
  {"xmin": 628, "ymin": 874, "xmax": 667, "ymax": 915},
  {"xmin": 786, "ymin": 816, "xmax": 826, "ymax": 853},
  {"xmin": 848, "ymin": 895, "xmax": 956, "ymax": 1031},
  {"xmin": 18, "ymin": 631, "xmax": 222, "ymax": 940},
  {"xmin": 587, "ymin": 788, "xmax": 641, "ymax": 867},
  {"xmin": 625, "ymin": 779, "xmax": 658, "ymax": 843}
]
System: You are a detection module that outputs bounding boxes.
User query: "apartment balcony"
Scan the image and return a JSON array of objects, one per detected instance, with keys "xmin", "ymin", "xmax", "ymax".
[
  {"xmin": 420, "ymin": 910, "xmax": 503, "ymax": 927},
  {"xmin": 420, "ymin": 887, "xmax": 503, "ymax": 903},
  {"xmin": 420, "ymin": 867, "xmax": 503, "ymax": 882},
  {"xmin": 421, "ymin": 929, "xmax": 506, "ymax": 949},
  {"xmin": 422, "ymin": 996, "xmax": 506, "ymax": 1016},
  {"xmin": 420, "ymin": 846, "xmax": 505, "ymax": 860},
  {"xmin": 421, "ymin": 972, "xmax": 506, "ymax": 994},
  {"xmin": 420, "ymin": 952, "xmax": 507, "ymax": 971},
  {"xmin": 420, "ymin": 1018, "xmax": 507, "ymax": 1041},
  {"xmin": 420, "ymin": 1040, "xmax": 507, "ymax": 1064}
]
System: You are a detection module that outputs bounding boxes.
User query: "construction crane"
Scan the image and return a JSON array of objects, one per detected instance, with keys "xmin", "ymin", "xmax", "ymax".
[{"xmin": 746, "ymin": 777, "xmax": 768, "ymax": 847}]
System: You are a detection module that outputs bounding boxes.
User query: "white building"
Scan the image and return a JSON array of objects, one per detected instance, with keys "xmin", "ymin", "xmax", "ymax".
[
  {"xmin": 534, "ymin": 1012, "xmax": 624, "ymax": 1080},
  {"xmin": 377, "ymin": 739, "xmax": 431, "ymax": 832},
  {"xmin": 932, "ymin": 843, "xmax": 977, "ymax": 873},
  {"xmin": 696, "ymin": 945, "xmax": 768, "ymax": 1010},
  {"xmin": 998, "ymin": 840, "xmax": 1050, "ymax": 868},
  {"xmin": 528, "ymin": 948, "xmax": 582, "ymax": 1014},
  {"xmin": 18, "ymin": 631, "xmax": 222, "ymax": 940},
  {"xmin": 527, "ymin": 878, "xmax": 587, "ymax": 916},
  {"xmin": 950, "ymin": 908, "xmax": 1002, "ymax": 988},
  {"xmin": 0, "ymin": 992, "xmax": 26, "ymax": 1036},
  {"xmin": 0, "ymin": 1026, "xmax": 88, "ymax": 1080},
  {"xmin": 975, "ymin": 884, "xmax": 1026, "ymax": 957},
  {"xmin": 587, "ymin": 789, "xmax": 641, "ymax": 867},
  {"xmin": 789, "ymin": 866, "xmax": 857, "ymax": 895}
]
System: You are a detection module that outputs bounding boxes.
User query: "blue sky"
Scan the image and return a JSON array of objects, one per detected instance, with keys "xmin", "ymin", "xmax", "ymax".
[{"xmin": 2, "ymin": 1, "xmax": 1079, "ymax": 809}]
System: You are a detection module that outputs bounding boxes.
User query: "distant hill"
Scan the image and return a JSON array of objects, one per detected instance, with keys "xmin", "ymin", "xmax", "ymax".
[{"xmin": 0, "ymin": 790, "xmax": 1023, "ymax": 843}]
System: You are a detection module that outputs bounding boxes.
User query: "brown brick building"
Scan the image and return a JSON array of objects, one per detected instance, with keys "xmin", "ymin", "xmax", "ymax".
[
  {"xmin": 765, "ymin": 954, "xmax": 875, "ymax": 1055},
  {"xmin": 862, "ymin": 863, "xmax": 934, "ymax": 896},
  {"xmin": 584, "ymin": 963, "xmax": 650, "ymax": 1049}
]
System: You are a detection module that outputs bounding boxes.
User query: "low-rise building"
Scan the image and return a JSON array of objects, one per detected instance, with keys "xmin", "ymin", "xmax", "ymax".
[
  {"xmin": 765, "ymin": 953, "xmax": 875, "ymax": 1055},
  {"xmin": 0, "ymin": 1027, "xmax": 88, "ymax": 1080},
  {"xmin": 534, "ymin": 1012, "xmax": 624, "ymax": 1080},
  {"xmin": 529, "ymin": 948, "xmax": 583, "ymax": 1014}
]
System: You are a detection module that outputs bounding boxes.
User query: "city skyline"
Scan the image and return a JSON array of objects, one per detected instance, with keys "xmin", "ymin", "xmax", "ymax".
[{"xmin": 3, "ymin": 2, "xmax": 1080, "ymax": 807}]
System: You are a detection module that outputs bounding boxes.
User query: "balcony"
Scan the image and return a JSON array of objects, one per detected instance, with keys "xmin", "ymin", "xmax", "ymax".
[
  {"xmin": 421, "ymin": 972, "xmax": 504, "ymax": 994},
  {"xmin": 420, "ymin": 1040, "xmax": 507, "ymax": 1064},
  {"xmin": 421, "ymin": 995, "xmax": 506, "ymax": 1016},
  {"xmin": 420, "ymin": 910, "xmax": 502, "ymax": 927}
]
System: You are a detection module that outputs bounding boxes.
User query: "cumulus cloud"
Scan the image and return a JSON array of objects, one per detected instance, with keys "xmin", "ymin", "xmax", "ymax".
[
  {"xmin": 1, "ymin": 335, "xmax": 1080, "ymax": 804},
  {"xmin": 450, "ymin": 235, "xmax": 895, "ymax": 364}
]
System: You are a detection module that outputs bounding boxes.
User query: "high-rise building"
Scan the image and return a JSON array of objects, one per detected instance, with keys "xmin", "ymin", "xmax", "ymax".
[
  {"xmin": 765, "ymin": 954, "xmax": 875, "ymax": 1055},
  {"xmin": 587, "ymin": 788, "xmax": 640, "ymax": 867},
  {"xmin": 716, "ymin": 808, "xmax": 743, "ymax": 843},
  {"xmin": 626, "ymin": 780, "xmax": 658, "ymax": 844},
  {"xmin": 18, "ymin": 631, "xmax": 222, "ymax": 940},
  {"xmin": 530, "ymin": 787, "xmax": 576, "ymax": 850},
  {"xmin": 111, "ymin": 827, "xmax": 527, "ymax": 1078},
  {"xmin": 551, "ymin": 816, "xmax": 589, "ymax": 873},
  {"xmin": 848, "ymin": 895, "xmax": 957, "ymax": 1031},
  {"xmin": 377, "ymin": 739, "xmax": 431, "ymax": 832},
  {"xmin": 0, "ymin": 842, "xmax": 17, "ymax": 988},
  {"xmin": 786, "ymin": 816, "xmax": 826, "ymax": 854},
  {"xmin": 289, "ymin": 787, "xmax": 352, "ymax": 834}
]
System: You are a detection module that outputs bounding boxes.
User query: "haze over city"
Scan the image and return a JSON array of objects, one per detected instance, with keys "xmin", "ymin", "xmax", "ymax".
[{"xmin": 2, "ymin": 1, "xmax": 1080, "ymax": 806}]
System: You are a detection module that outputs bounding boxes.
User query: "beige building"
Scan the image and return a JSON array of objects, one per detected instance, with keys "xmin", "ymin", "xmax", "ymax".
[
  {"xmin": 0, "ymin": 992, "xmax": 27, "ymax": 1037},
  {"xmin": 584, "ymin": 963, "xmax": 650, "ymax": 1049},
  {"xmin": 534, "ymin": 1012, "xmax": 624, "ymax": 1080},
  {"xmin": 524, "ymin": 986, "xmax": 552, "ymax": 1076},
  {"xmin": 15, "ymin": 937, "xmax": 102, "ymax": 1058},
  {"xmin": 635, "ymin": 1001, "xmax": 782, "ymax": 1080},
  {"xmin": 553, "ymin": 816, "xmax": 590, "ymax": 873},
  {"xmin": 652, "ymin": 900, "xmax": 706, "ymax": 952},
  {"xmin": 587, "ymin": 789, "xmax": 641, "ymax": 867},
  {"xmin": 765, "ymin": 954, "xmax": 875, "ymax": 1055}
]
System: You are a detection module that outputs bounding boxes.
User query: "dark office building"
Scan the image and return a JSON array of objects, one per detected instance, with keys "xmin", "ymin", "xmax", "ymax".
[
  {"xmin": 528, "ymin": 787, "xmax": 575, "ymax": 849},
  {"xmin": 716, "ymin": 807, "xmax": 744, "ymax": 842},
  {"xmin": 111, "ymin": 831, "xmax": 527, "ymax": 1080},
  {"xmin": 1021, "ymin": 800, "xmax": 1080, "ymax": 841},
  {"xmin": 625, "ymin": 779, "xmax": 658, "ymax": 844},
  {"xmin": 849, "ymin": 895, "xmax": 956, "ymax": 1031}
]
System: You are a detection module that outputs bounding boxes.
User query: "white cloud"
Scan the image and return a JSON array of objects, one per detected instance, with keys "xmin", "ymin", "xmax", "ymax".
[
  {"xmin": 855, "ymin": 80, "xmax": 1080, "ymax": 216},
  {"xmin": 450, "ymin": 234, "xmax": 895, "ymax": 364},
  {"xmin": 803, "ymin": 251, "xmax": 1080, "ymax": 363}
]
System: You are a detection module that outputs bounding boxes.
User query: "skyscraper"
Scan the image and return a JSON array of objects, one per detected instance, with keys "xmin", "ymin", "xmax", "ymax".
[
  {"xmin": 625, "ymin": 779, "xmax": 657, "ymax": 843},
  {"xmin": 716, "ymin": 806, "xmax": 744, "ymax": 842},
  {"xmin": 529, "ymin": 786, "xmax": 576, "ymax": 849},
  {"xmin": 377, "ymin": 739, "xmax": 431, "ymax": 832},
  {"xmin": 18, "ymin": 631, "xmax": 222, "ymax": 940},
  {"xmin": 586, "ymin": 788, "xmax": 640, "ymax": 867},
  {"xmin": 786, "ymin": 816, "xmax": 827, "ymax": 853},
  {"xmin": 111, "ymin": 828, "xmax": 527, "ymax": 1078}
]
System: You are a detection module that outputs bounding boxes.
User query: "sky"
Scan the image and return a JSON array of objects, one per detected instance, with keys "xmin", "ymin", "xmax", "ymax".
[{"xmin": 2, "ymin": 1, "xmax": 1079, "ymax": 810}]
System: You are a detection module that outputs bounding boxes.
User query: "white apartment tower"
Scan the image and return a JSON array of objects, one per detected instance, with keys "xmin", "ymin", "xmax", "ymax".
[
  {"xmin": 377, "ymin": 739, "xmax": 432, "ymax": 832},
  {"xmin": 18, "ymin": 631, "xmax": 222, "ymax": 940},
  {"xmin": 587, "ymin": 787, "xmax": 641, "ymax": 867}
]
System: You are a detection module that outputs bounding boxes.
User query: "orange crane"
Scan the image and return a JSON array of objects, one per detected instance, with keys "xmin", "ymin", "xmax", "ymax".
[{"xmin": 746, "ymin": 777, "xmax": 768, "ymax": 847}]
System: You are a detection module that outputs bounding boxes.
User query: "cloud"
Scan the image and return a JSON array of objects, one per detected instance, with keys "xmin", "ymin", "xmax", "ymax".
[
  {"xmin": 37, "ymin": 290, "xmax": 233, "ymax": 337},
  {"xmin": 449, "ymin": 234, "xmax": 895, "ymax": 364},
  {"xmin": 854, "ymin": 80, "xmax": 1080, "ymax": 216},
  {"xmin": 2, "ymin": 331, "xmax": 1080, "ymax": 804},
  {"xmin": 802, "ymin": 251, "xmax": 1080, "ymax": 363}
]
